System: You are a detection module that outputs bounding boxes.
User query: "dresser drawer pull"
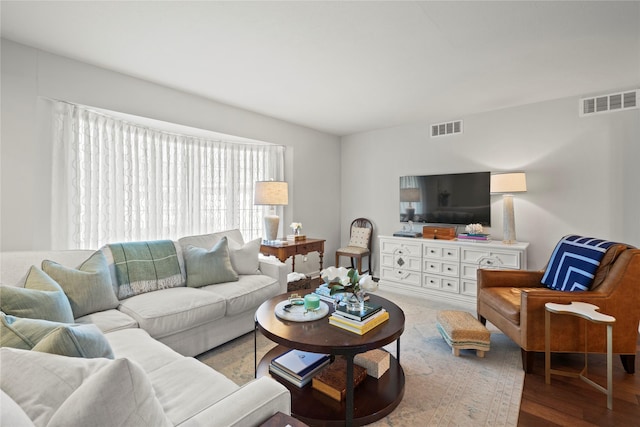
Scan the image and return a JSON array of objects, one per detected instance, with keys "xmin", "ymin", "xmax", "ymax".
[
  {"xmin": 447, "ymin": 267, "xmax": 452, "ymax": 271},
  {"xmin": 447, "ymin": 252, "xmax": 453, "ymax": 256}
]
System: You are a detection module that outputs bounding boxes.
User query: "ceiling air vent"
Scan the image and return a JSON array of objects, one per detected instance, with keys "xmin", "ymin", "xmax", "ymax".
[
  {"xmin": 580, "ymin": 89, "xmax": 638, "ymax": 116},
  {"xmin": 431, "ymin": 120, "xmax": 463, "ymax": 137}
]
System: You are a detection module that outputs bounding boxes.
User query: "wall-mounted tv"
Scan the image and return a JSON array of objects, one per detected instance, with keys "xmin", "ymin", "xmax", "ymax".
[{"xmin": 400, "ymin": 172, "xmax": 491, "ymax": 226}]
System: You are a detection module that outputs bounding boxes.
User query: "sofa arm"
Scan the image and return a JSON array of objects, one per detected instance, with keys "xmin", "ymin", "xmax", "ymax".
[
  {"xmin": 259, "ymin": 256, "xmax": 288, "ymax": 294},
  {"xmin": 477, "ymin": 268, "xmax": 545, "ymax": 290},
  {"xmin": 178, "ymin": 377, "xmax": 290, "ymax": 427}
]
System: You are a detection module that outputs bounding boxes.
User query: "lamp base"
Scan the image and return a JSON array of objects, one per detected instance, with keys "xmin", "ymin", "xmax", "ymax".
[
  {"xmin": 502, "ymin": 194, "xmax": 517, "ymax": 244},
  {"xmin": 264, "ymin": 214, "xmax": 280, "ymax": 241}
]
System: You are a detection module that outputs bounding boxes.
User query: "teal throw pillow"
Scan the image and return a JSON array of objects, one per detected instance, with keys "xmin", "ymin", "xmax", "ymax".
[
  {"xmin": 42, "ymin": 251, "xmax": 119, "ymax": 318},
  {"xmin": 0, "ymin": 312, "xmax": 114, "ymax": 358},
  {"xmin": 184, "ymin": 237, "xmax": 239, "ymax": 288},
  {"xmin": 0, "ymin": 266, "xmax": 74, "ymax": 323}
]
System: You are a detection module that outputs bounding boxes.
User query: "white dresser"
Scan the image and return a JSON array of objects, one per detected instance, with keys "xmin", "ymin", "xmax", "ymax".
[{"xmin": 379, "ymin": 235, "xmax": 529, "ymax": 309}]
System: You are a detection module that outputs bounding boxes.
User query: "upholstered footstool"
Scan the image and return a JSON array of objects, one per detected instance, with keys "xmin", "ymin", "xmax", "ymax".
[{"xmin": 436, "ymin": 310, "xmax": 490, "ymax": 358}]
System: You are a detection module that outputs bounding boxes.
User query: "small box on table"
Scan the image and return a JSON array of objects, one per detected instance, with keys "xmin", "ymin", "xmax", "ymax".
[{"xmin": 354, "ymin": 349, "xmax": 390, "ymax": 378}]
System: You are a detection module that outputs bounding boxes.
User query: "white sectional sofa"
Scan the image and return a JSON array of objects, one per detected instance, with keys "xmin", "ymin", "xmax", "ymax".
[{"xmin": 0, "ymin": 229, "xmax": 291, "ymax": 427}]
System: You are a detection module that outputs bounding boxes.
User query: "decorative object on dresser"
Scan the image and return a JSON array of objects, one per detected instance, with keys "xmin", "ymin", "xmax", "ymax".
[
  {"xmin": 490, "ymin": 172, "xmax": 527, "ymax": 244},
  {"xmin": 422, "ymin": 225, "xmax": 456, "ymax": 240},
  {"xmin": 254, "ymin": 180, "xmax": 288, "ymax": 242},
  {"xmin": 335, "ymin": 218, "xmax": 373, "ymax": 274},
  {"xmin": 379, "ymin": 235, "xmax": 528, "ymax": 308}
]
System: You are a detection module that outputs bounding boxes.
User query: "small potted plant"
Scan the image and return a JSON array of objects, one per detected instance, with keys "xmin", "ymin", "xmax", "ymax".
[{"xmin": 289, "ymin": 222, "xmax": 303, "ymax": 236}]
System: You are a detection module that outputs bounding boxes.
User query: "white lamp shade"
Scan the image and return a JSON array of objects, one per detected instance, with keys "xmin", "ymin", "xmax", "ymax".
[
  {"xmin": 490, "ymin": 173, "xmax": 527, "ymax": 194},
  {"xmin": 254, "ymin": 181, "xmax": 288, "ymax": 205}
]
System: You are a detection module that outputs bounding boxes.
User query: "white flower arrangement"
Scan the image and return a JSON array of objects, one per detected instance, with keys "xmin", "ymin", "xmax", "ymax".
[
  {"xmin": 465, "ymin": 223, "xmax": 484, "ymax": 234},
  {"xmin": 289, "ymin": 222, "xmax": 302, "ymax": 231}
]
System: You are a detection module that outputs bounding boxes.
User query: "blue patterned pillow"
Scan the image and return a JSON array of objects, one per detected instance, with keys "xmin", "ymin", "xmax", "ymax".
[{"xmin": 541, "ymin": 235, "xmax": 617, "ymax": 292}]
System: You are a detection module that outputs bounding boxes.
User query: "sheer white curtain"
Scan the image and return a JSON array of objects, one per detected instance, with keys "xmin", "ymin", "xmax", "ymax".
[{"xmin": 51, "ymin": 101, "xmax": 284, "ymax": 249}]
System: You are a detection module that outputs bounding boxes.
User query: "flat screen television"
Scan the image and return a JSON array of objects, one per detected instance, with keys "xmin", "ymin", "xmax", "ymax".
[{"xmin": 400, "ymin": 172, "xmax": 491, "ymax": 226}]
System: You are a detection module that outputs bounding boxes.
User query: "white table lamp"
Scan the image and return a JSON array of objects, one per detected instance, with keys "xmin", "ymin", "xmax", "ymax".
[
  {"xmin": 491, "ymin": 172, "xmax": 527, "ymax": 244},
  {"xmin": 254, "ymin": 181, "xmax": 288, "ymax": 242}
]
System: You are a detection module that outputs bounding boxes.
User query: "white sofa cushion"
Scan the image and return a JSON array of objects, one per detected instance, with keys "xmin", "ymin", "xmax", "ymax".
[
  {"xmin": 201, "ymin": 274, "xmax": 280, "ymax": 316},
  {"xmin": 75, "ymin": 308, "xmax": 138, "ymax": 333},
  {"xmin": 0, "ymin": 347, "xmax": 171, "ymax": 427},
  {"xmin": 105, "ymin": 327, "xmax": 240, "ymax": 426},
  {"xmin": 118, "ymin": 287, "xmax": 226, "ymax": 339}
]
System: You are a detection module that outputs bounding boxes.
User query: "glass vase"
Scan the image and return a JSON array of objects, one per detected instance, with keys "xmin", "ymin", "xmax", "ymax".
[{"xmin": 346, "ymin": 291, "xmax": 365, "ymax": 313}]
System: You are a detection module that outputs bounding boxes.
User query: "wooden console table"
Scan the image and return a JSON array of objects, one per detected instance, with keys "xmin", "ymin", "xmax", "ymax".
[{"xmin": 260, "ymin": 238, "xmax": 325, "ymax": 273}]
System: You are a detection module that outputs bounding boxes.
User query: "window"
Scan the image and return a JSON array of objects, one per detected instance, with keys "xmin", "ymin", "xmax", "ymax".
[{"xmin": 51, "ymin": 101, "xmax": 284, "ymax": 249}]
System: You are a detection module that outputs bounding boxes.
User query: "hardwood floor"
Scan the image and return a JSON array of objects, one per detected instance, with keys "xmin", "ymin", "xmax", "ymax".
[{"xmin": 518, "ymin": 339, "xmax": 640, "ymax": 426}]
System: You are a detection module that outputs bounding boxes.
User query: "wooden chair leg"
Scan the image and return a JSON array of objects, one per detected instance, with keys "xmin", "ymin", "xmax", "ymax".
[
  {"xmin": 356, "ymin": 257, "xmax": 362, "ymax": 273},
  {"xmin": 335, "ymin": 254, "xmax": 339, "ymax": 268},
  {"xmin": 620, "ymin": 354, "xmax": 636, "ymax": 374}
]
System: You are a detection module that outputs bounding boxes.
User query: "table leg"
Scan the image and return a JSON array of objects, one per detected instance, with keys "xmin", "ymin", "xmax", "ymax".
[
  {"xmin": 319, "ymin": 251, "xmax": 324, "ymax": 271},
  {"xmin": 397, "ymin": 338, "xmax": 401, "ymax": 364},
  {"xmin": 545, "ymin": 310, "xmax": 551, "ymax": 384},
  {"xmin": 346, "ymin": 354, "xmax": 355, "ymax": 427},
  {"xmin": 292, "ymin": 256, "xmax": 296, "ymax": 272},
  {"xmin": 254, "ymin": 321, "xmax": 258, "ymax": 378},
  {"xmin": 606, "ymin": 324, "xmax": 613, "ymax": 410}
]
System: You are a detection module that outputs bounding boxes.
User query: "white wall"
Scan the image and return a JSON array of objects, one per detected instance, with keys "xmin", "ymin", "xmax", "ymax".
[
  {"xmin": 341, "ymin": 96, "xmax": 640, "ymax": 272},
  {"xmin": 1, "ymin": 39, "xmax": 341, "ymax": 277}
]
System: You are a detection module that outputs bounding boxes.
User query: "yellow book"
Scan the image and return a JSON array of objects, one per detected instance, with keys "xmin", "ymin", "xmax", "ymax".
[{"xmin": 329, "ymin": 311, "xmax": 390, "ymax": 335}]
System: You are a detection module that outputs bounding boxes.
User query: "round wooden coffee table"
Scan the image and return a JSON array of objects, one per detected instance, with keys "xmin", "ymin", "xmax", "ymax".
[{"xmin": 255, "ymin": 290, "xmax": 405, "ymax": 427}]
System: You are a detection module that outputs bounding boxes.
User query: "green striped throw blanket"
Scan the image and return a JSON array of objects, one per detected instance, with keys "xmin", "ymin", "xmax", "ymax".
[{"xmin": 109, "ymin": 240, "xmax": 184, "ymax": 299}]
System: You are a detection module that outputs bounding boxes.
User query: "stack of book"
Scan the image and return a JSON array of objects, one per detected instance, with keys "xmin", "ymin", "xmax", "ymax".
[
  {"xmin": 286, "ymin": 234, "xmax": 306, "ymax": 242},
  {"xmin": 329, "ymin": 302, "xmax": 389, "ymax": 335},
  {"xmin": 457, "ymin": 233, "xmax": 490, "ymax": 241},
  {"xmin": 269, "ymin": 349, "xmax": 330, "ymax": 388}
]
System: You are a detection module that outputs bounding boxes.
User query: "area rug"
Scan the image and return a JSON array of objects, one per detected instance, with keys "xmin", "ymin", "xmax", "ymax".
[{"xmin": 197, "ymin": 290, "xmax": 524, "ymax": 426}]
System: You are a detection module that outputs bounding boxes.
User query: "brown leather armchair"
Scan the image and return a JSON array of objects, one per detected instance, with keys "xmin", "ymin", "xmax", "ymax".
[{"xmin": 477, "ymin": 242, "xmax": 640, "ymax": 373}]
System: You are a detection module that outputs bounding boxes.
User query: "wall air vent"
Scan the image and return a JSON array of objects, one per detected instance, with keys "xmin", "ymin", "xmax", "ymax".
[
  {"xmin": 431, "ymin": 120, "xmax": 463, "ymax": 137},
  {"xmin": 580, "ymin": 89, "xmax": 638, "ymax": 116}
]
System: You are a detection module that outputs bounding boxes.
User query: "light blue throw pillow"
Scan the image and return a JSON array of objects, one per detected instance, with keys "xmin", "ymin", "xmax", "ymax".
[
  {"xmin": 0, "ymin": 267, "xmax": 74, "ymax": 323},
  {"xmin": 0, "ymin": 312, "xmax": 114, "ymax": 358},
  {"xmin": 184, "ymin": 237, "xmax": 239, "ymax": 288},
  {"xmin": 42, "ymin": 251, "xmax": 119, "ymax": 318}
]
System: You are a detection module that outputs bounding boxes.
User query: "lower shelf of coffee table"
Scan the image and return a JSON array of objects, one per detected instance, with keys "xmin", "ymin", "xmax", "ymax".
[{"xmin": 257, "ymin": 345, "xmax": 405, "ymax": 427}]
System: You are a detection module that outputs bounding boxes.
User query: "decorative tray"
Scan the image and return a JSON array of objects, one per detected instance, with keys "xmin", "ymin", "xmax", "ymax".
[{"xmin": 274, "ymin": 299, "xmax": 329, "ymax": 322}]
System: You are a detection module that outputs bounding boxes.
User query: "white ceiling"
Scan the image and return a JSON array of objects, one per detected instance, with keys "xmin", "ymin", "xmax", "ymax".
[{"xmin": 2, "ymin": 1, "xmax": 639, "ymax": 136}]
